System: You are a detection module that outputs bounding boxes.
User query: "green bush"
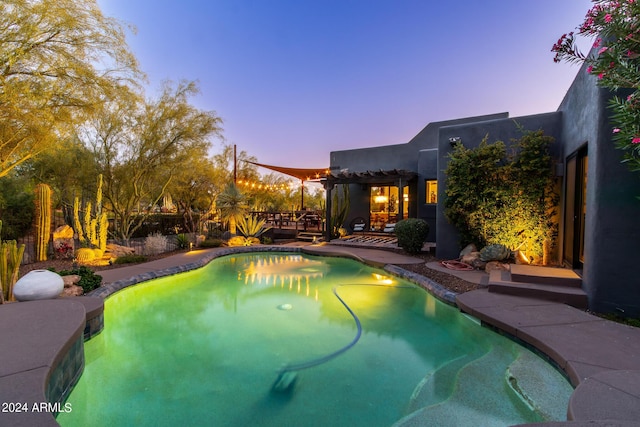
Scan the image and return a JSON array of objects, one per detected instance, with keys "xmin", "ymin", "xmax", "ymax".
[
  {"xmin": 199, "ymin": 238, "xmax": 223, "ymax": 248},
  {"xmin": 54, "ymin": 266, "xmax": 102, "ymax": 294},
  {"xmin": 394, "ymin": 218, "xmax": 429, "ymax": 254},
  {"xmin": 175, "ymin": 233, "xmax": 190, "ymax": 249},
  {"xmin": 444, "ymin": 130, "xmax": 559, "ymax": 264},
  {"xmin": 113, "ymin": 254, "xmax": 147, "ymax": 264}
]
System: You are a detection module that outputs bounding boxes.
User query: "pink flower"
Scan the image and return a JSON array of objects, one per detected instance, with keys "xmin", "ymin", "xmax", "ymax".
[
  {"xmin": 593, "ymin": 38, "xmax": 602, "ymax": 48},
  {"xmin": 632, "ymin": 137, "xmax": 640, "ymax": 144},
  {"xmin": 605, "ymin": 14, "xmax": 613, "ymax": 23},
  {"xmin": 598, "ymin": 46, "xmax": 609, "ymax": 55},
  {"xmin": 598, "ymin": 72, "xmax": 605, "ymax": 79},
  {"xmin": 587, "ymin": 65, "xmax": 594, "ymax": 73},
  {"xmin": 613, "ymin": 128, "xmax": 621, "ymax": 133}
]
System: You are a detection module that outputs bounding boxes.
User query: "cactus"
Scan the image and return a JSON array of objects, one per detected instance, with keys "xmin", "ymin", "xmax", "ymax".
[
  {"xmin": 331, "ymin": 184, "xmax": 350, "ymax": 238},
  {"xmin": 73, "ymin": 197, "xmax": 85, "ymax": 242},
  {"xmin": 34, "ymin": 183, "xmax": 52, "ymax": 261},
  {"xmin": 76, "ymin": 247, "xmax": 96, "ymax": 263},
  {"xmin": 73, "ymin": 174, "xmax": 108, "ymax": 251},
  {"xmin": 479, "ymin": 244, "xmax": 512, "ymax": 262},
  {"xmin": 0, "ymin": 221, "xmax": 26, "ymax": 304}
]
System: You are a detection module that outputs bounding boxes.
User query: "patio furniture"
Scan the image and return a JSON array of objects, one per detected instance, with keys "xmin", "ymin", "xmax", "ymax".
[
  {"xmin": 349, "ymin": 217, "xmax": 367, "ymax": 234},
  {"xmin": 383, "ymin": 223, "xmax": 396, "ymax": 234}
]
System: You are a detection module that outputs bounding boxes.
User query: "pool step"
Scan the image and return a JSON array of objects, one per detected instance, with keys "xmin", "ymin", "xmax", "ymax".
[
  {"xmin": 405, "ymin": 353, "xmax": 478, "ymax": 413},
  {"xmin": 506, "ymin": 349, "xmax": 573, "ymax": 422},
  {"xmin": 395, "ymin": 344, "xmax": 528, "ymax": 427}
]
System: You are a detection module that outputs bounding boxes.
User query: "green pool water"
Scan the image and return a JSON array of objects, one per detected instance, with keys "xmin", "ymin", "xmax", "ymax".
[{"xmin": 58, "ymin": 252, "xmax": 572, "ymax": 427}]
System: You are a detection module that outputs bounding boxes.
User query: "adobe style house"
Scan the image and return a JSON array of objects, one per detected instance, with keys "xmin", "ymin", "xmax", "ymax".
[{"xmin": 324, "ymin": 62, "xmax": 640, "ymax": 317}]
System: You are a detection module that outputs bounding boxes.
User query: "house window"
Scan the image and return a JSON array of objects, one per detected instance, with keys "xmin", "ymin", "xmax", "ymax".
[{"xmin": 426, "ymin": 180, "xmax": 437, "ymax": 204}]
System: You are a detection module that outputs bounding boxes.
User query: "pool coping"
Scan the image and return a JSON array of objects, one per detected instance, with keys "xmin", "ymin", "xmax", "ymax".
[{"xmin": 2, "ymin": 245, "xmax": 639, "ymax": 426}]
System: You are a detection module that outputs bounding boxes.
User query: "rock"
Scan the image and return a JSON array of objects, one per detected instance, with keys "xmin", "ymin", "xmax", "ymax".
[
  {"xmin": 60, "ymin": 285, "xmax": 84, "ymax": 297},
  {"xmin": 485, "ymin": 261, "xmax": 509, "ymax": 273},
  {"xmin": 14, "ymin": 270, "xmax": 64, "ymax": 301},
  {"xmin": 105, "ymin": 243, "xmax": 135, "ymax": 258},
  {"xmin": 459, "ymin": 243, "xmax": 478, "ymax": 257},
  {"xmin": 62, "ymin": 275, "xmax": 81, "ymax": 287},
  {"xmin": 53, "ymin": 225, "xmax": 74, "ymax": 240},
  {"xmin": 471, "ymin": 258, "xmax": 487, "ymax": 269},
  {"xmin": 461, "ymin": 251, "xmax": 487, "ymax": 269},
  {"xmin": 461, "ymin": 251, "xmax": 481, "ymax": 265}
]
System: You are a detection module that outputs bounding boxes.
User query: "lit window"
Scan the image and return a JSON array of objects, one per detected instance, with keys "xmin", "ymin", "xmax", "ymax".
[{"xmin": 426, "ymin": 180, "xmax": 437, "ymax": 204}]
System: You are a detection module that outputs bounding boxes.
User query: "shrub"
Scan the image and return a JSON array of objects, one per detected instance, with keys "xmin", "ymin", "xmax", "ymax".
[
  {"xmin": 175, "ymin": 233, "xmax": 190, "ymax": 249},
  {"xmin": 113, "ymin": 254, "xmax": 147, "ymax": 264},
  {"xmin": 55, "ymin": 266, "xmax": 102, "ymax": 293},
  {"xmin": 444, "ymin": 131, "xmax": 559, "ymax": 264},
  {"xmin": 395, "ymin": 218, "xmax": 429, "ymax": 254},
  {"xmin": 144, "ymin": 232, "xmax": 167, "ymax": 255},
  {"xmin": 199, "ymin": 238, "xmax": 223, "ymax": 248},
  {"xmin": 228, "ymin": 235, "xmax": 260, "ymax": 246}
]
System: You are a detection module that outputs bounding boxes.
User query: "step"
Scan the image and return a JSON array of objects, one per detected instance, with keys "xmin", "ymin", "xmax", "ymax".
[
  {"xmin": 510, "ymin": 264, "xmax": 582, "ymax": 288},
  {"xmin": 488, "ymin": 270, "xmax": 588, "ymax": 309},
  {"xmin": 296, "ymin": 232, "xmax": 323, "ymax": 242}
]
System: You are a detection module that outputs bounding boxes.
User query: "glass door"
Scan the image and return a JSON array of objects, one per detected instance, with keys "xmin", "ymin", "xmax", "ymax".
[
  {"xmin": 563, "ymin": 147, "xmax": 588, "ymax": 270},
  {"xmin": 369, "ymin": 186, "xmax": 398, "ymax": 231}
]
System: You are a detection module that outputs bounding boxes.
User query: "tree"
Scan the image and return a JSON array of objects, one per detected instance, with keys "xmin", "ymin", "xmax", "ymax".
[
  {"xmin": 84, "ymin": 81, "xmax": 222, "ymax": 240},
  {"xmin": 212, "ymin": 144, "xmax": 260, "ymax": 185},
  {"xmin": 26, "ymin": 138, "xmax": 100, "ymax": 225},
  {"xmin": 0, "ymin": 172, "xmax": 34, "ymax": 240},
  {"xmin": 167, "ymin": 154, "xmax": 221, "ymax": 234},
  {"xmin": 0, "ymin": 0, "xmax": 142, "ymax": 178},
  {"xmin": 552, "ymin": 0, "xmax": 640, "ymax": 174}
]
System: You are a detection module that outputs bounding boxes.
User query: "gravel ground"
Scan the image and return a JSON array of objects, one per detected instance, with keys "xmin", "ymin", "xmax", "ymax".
[{"xmin": 19, "ymin": 247, "xmax": 481, "ymax": 295}]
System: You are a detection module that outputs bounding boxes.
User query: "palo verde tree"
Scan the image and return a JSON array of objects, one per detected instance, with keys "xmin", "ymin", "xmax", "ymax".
[
  {"xmin": 83, "ymin": 80, "xmax": 223, "ymax": 240},
  {"xmin": 0, "ymin": 0, "xmax": 142, "ymax": 178},
  {"xmin": 167, "ymin": 152, "xmax": 220, "ymax": 234},
  {"xmin": 445, "ymin": 130, "xmax": 559, "ymax": 264}
]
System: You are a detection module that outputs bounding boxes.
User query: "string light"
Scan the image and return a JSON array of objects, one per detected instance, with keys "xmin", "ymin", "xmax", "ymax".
[{"xmin": 236, "ymin": 178, "xmax": 296, "ymax": 191}]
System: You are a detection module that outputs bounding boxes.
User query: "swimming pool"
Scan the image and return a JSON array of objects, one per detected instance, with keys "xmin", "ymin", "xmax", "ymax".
[{"xmin": 58, "ymin": 252, "xmax": 572, "ymax": 426}]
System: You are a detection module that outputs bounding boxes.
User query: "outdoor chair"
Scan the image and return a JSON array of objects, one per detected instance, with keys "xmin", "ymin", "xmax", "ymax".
[{"xmin": 349, "ymin": 217, "xmax": 367, "ymax": 234}]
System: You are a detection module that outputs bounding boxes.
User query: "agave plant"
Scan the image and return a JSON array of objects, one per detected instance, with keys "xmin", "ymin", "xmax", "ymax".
[
  {"xmin": 228, "ymin": 215, "xmax": 272, "ymax": 247},
  {"xmin": 236, "ymin": 215, "xmax": 272, "ymax": 239}
]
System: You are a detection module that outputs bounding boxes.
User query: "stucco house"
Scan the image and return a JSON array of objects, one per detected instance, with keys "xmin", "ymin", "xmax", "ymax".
[{"xmin": 324, "ymin": 63, "xmax": 640, "ymax": 317}]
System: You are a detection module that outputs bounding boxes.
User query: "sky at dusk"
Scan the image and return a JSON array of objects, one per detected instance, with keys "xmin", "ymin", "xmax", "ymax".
[{"xmin": 97, "ymin": 0, "xmax": 595, "ymax": 171}]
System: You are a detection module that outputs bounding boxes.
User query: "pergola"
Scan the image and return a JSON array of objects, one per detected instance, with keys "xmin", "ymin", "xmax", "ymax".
[{"xmin": 323, "ymin": 169, "xmax": 417, "ymax": 240}]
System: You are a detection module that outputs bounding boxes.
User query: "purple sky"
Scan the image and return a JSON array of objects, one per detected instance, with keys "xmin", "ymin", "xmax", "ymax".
[{"xmin": 97, "ymin": 0, "xmax": 594, "ymax": 170}]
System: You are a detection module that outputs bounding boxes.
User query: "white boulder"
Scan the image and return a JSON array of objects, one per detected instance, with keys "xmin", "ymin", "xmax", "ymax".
[{"xmin": 14, "ymin": 270, "xmax": 64, "ymax": 301}]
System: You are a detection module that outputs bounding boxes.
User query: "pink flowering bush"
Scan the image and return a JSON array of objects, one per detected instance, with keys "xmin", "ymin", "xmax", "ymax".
[{"xmin": 552, "ymin": 0, "xmax": 640, "ymax": 173}]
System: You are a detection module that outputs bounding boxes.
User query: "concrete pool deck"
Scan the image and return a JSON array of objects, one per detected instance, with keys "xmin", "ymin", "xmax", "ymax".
[{"xmin": 2, "ymin": 244, "xmax": 639, "ymax": 426}]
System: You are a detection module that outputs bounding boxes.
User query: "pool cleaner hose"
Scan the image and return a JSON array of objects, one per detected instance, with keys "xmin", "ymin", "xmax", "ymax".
[{"xmin": 271, "ymin": 285, "xmax": 363, "ymax": 393}]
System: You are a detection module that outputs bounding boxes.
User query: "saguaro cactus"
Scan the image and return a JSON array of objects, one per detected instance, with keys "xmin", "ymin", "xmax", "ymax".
[
  {"xmin": 0, "ymin": 221, "xmax": 26, "ymax": 303},
  {"xmin": 34, "ymin": 183, "xmax": 52, "ymax": 261}
]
